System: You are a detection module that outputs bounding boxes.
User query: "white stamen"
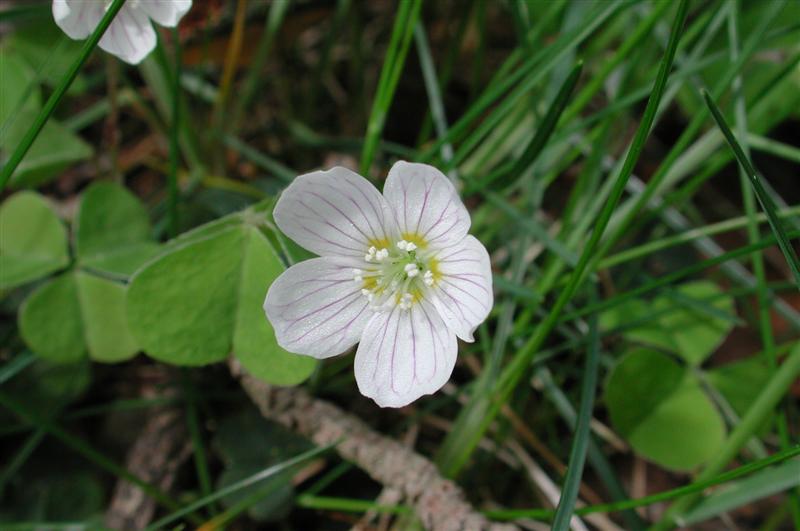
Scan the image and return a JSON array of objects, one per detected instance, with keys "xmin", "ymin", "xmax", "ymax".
[
  {"xmin": 423, "ymin": 270, "xmax": 434, "ymax": 286},
  {"xmin": 396, "ymin": 240, "xmax": 408, "ymax": 250},
  {"xmin": 404, "ymin": 263, "xmax": 419, "ymax": 278},
  {"xmin": 405, "ymin": 242, "xmax": 417, "ymax": 251},
  {"xmin": 375, "ymin": 248, "xmax": 389, "ymax": 261}
]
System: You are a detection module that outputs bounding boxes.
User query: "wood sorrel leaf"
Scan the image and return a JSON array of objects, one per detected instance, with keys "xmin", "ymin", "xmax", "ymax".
[
  {"xmin": 18, "ymin": 271, "xmax": 138, "ymax": 363},
  {"xmin": 126, "ymin": 223, "xmax": 315, "ymax": 384},
  {"xmin": 75, "ymin": 181, "xmax": 159, "ymax": 278},
  {"xmin": 605, "ymin": 348, "xmax": 726, "ymax": 471},
  {"xmin": 0, "ymin": 191, "xmax": 69, "ymax": 289}
]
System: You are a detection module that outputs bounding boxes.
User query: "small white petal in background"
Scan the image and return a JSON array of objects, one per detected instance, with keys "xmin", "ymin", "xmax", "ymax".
[
  {"xmin": 265, "ymin": 161, "xmax": 494, "ymax": 408},
  {"xmin": 52, "ymin": 0, "xmax": 192, "ymax": 65}
]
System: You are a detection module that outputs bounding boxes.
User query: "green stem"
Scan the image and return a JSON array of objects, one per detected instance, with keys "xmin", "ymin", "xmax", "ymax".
[{"xmin": 0, "ymin": 0, "xmax": 127, "ymax": 190}]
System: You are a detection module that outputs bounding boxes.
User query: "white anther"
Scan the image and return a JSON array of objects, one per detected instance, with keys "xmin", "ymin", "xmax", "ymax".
[
  {"xmin": 353, "ymin": 268, "xmax": 364, "ymax": 282},
  {"xmin": 361, "ymin": 288, "xmax": 371, "ymax": 296},
  {"xmin": 404, "ymin": 263, "xmax": 419, "ymax": 277},
  {"xmin": 365, "ymin": 247, "xmax": 376, "ymax": 262},
  {"xmin": 396, "ymin": 240, "xmax": 408, "ymax": 250},
  {"xmin": 399, "ymin": 293, "xmax": 414, "ymax": 310},
  {"xmin": 405, "ymin": 242, "xmax": 417, "ymax": 251},
  {"xmin": 375, "ymin": 248, "xmax": 389, "ymax": 261},
  {"xmin": 423, "ymin": 270, "xmax": 434, "ymax": 286}
]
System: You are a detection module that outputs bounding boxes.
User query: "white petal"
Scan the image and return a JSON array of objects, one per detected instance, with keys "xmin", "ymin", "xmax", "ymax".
[
  {"xmin": 53, "ymin": 0, "xmax": 104, "ymax": 40},
  {"xmin": 98, "ymin": 5, "xmax": 157, "ymax": 65},
  {"xmin": 137, "ymin": 0, "xmax": 192, "ymax": 27},
  {"xmin": 274, "ymin": 167, "xmax": 397, "ymax": 259},
  {"xmin": 383, "ymin": 161, "xmax": 470, "ymax": 249},
  {"xmin": 264, "ymin": 257, "xmax": 372, "ymax": 359},
  {"xmin": 430, "ymin": 235, "xmax": 493, "ymax": 342},
  {"xmin": 355, "ymin": 301, "xmax": 457, "ymax": 408}
]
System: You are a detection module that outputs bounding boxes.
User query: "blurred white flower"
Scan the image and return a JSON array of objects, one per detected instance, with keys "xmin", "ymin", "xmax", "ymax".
[
  {"xmin": 264, "ymin": 161, "xmax": 493, "ymax": 408},
  {"xmin": 52, "ymin": 0, "xmax": 192, "ymax": 65}
]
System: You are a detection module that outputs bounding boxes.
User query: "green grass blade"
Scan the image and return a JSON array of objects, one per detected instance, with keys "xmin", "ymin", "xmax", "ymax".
[
  {"xmin": 231, "ymin": 0, "xmax": 291, "ymax": 131},
  {"xmin": 680, "ymin": 458, "xmax": 800, "ymax": 526},
  {"xmin": 414, "ymin": 22, "xmax": 457, "ymax": 182},
  {"xmin": 359, "ymin": 0, "xmax": 422, "ymax": 174},
  {"xmin": 563, "ymin": 229, "xmax": 800, "ymax": 323},
  {"xmin": 0, "ymin": 0, "xmax": 127, "ymax": 191},
  {"xmin": 0, "ymin": 352, "xmax": 36, "ymax": 385},
  {"xmin": 551, "ymin": 291, "xmax": 600, "ymax": 531},
  {"xmin": 464, "ymin": 61, "xmax": 583, "ymax": 195},
  {"xmin": 702, "ymin": 90, "xmax": 800, "ymax": 288},
  {"xmin": 145, "ymin": 443, "xmax": 337, "ymax": 530},
  {"xmin": 485, "ymin": 445, "xmax": 800, "ymax": 521},
  {"xmin": 296, "ymin": 494, "xmax": 411, "ymax": 515}
]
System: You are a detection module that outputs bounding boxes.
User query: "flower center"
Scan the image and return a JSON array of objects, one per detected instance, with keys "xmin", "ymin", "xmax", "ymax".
[{"xmin": 353, "ymin": 239, "xmax": 438, "ymax": 311}]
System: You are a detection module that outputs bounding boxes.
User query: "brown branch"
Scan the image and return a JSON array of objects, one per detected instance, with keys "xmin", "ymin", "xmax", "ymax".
[
  {"xmin": 231, "ymin": 360, "xmax": 518, "ymax": 531},
  {"xmin": 105, "ymin": 408, "xmax": 192, "ymax": 530}
]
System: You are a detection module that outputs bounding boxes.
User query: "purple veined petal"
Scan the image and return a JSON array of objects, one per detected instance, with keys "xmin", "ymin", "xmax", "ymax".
[
  {"xmin": 274, "ymin": 167, "xmax": 398, "ymax": 259},
  {"xmin": 382, "ymin": 161, "xmax": 470, "ymax": 249},
  {"xmin": 264, "ymin": 257, "xmax": 373, "ymax": 359},
  {"xmin": 429, "ymin": 235, "xmax": 493, "ymax": 342},
  {"xmin": 137, "ymin": 0, "xmax": 192, "ymax": 27},
  {"xmin": 97, "ymin": 3, "xmax": 157, "ymax": 65},
  {"xmin": 53, "ymin": 0, "xmax": 105, "ymax": 40},
  {"xmin": 354, "ymin": 300, "xmax": 458, "ymax": 408}
]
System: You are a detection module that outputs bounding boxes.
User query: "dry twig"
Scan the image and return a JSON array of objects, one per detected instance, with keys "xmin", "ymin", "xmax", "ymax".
[{"xmin": 231, "ymin": 360, "xmax": 518, "ymax": 531}]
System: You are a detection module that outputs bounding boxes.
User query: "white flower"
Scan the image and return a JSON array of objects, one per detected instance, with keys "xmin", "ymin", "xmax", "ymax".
[
  {"xmin": 52, "ymin": 0, "xmax": 192, "ymax": 65},
  {"xmin": 264, "ymin": 162, "xmax": 493, "ymax": 408}
]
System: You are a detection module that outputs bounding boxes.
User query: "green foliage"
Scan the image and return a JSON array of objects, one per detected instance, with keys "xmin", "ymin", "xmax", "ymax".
[
  {"xmin": 127, "ymin": 217, "xmax": 316, "ymax": 384},
  {"xmin": 605, "ymin": 349, "xmax": 726, "ymax": 471},
  {"xmin": 600, "ymin": 281, "xmax": 735, "ymax": 365},
  {"xmin": 75, "ymin": 181, "xmax": 160, "ymax": 277},
  {"xmin": 4, "ymin": 183, "xmax": 151, "ymax": 363},
  {"xmin": 602, "ymin": 282, "xmax": 740, "ymax": 470},
  {"xmin": 0, "ymin": 191, "xmax": 69, "ymax": 289}
]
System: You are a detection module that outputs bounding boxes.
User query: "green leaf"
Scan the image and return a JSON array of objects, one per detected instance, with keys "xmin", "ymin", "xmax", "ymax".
[
  {"xmin": 2, "ymin": 110, "xmax": 93, "ymax": 189},
  {"xmin": 0, "ymin": 191, "xmax": 69, "ymax": 289},
  {"xmin": 75, "ymin": 181, "xmax": 159, "ymax": 277},
  {"xmin": 19, "ymin": 271, "xmax": 139, "ymax": 363},
  {"xmin": 605, "ymin": 349, "xmax": 726, "ymax": 471},
  {"xmin": 19, "ymin": 273, "xmax": 84, "ymax": 363},
  {"xmin": 233, "ymin": 228, "xmax": 316, "ymax": 385},
  {"xmin": 601, "ymin": 281, "xmax": 734, "ymax": 366},
  {"xmin": 75, "ymin": 271, "xmax": 139, "ymax": 362},
  {"xmin": 706, "ymin": 356, "xmax": 772, "ymax": 418},
  {"xmin": 655, "ymin": 282, "xmax": 735, "ymax": 366},
  {"xmin": 127, "ymin": 224, "xmax": 315, "ymax": 383},
  {"xmin": 0, "ymin": 53, "xmax": 40, "ymax": 125},
  {"xmin": 127, "ymin": 227, "xmax": 245, "ymax": 366}
]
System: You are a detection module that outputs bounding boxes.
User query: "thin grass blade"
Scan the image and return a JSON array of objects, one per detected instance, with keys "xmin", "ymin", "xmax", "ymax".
[{"xmin": 702, "ymin": 89, "xmax": 800, "ymax": 287}]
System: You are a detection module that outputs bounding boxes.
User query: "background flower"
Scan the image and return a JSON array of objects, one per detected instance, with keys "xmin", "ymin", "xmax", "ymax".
[{"xmin": 53, "ymin": 0, "xmax": 192, "ymax": 64}]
